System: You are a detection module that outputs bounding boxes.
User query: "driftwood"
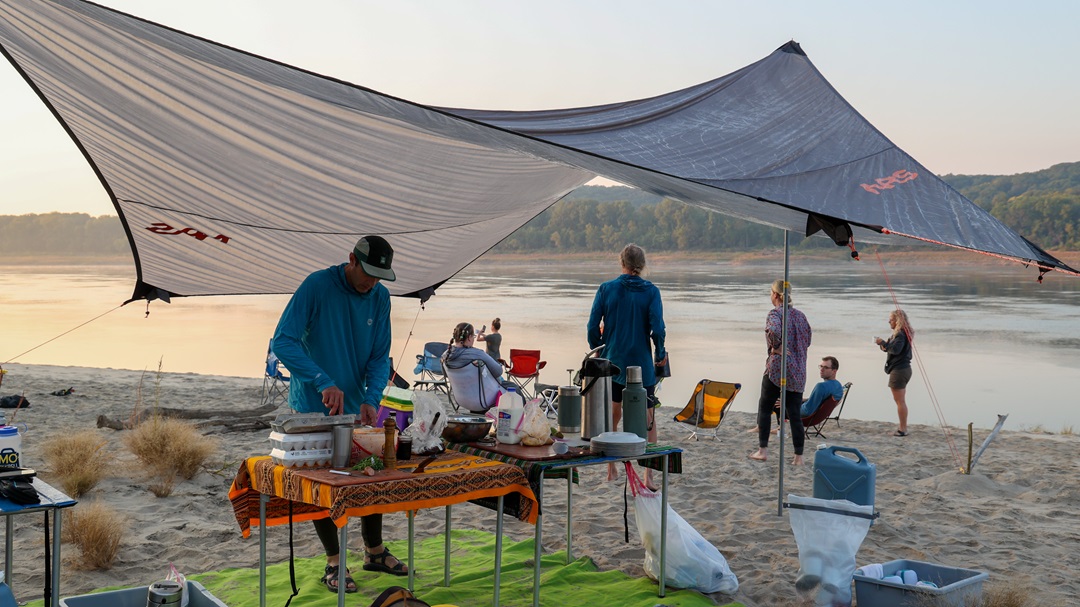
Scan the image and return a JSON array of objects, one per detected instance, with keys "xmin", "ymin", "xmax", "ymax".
[{"xmin": 96, "ymin": 403, "xmax": 278, "ymax": 432}]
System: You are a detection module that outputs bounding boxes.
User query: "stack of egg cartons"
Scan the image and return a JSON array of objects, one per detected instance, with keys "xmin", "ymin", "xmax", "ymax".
[{"xmin": 268, "ymin": 430, "xmax": 333, "ymax": 468}]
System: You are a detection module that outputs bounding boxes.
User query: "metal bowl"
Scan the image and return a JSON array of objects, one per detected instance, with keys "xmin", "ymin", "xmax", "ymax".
[{"xmin": 442, "ymin": 415, "xmax": 493, "ymax": 443}]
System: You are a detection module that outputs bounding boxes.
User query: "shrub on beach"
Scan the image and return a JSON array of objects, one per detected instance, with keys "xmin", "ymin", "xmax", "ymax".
[
  {"xmin": 123, "ymin": 414, "xmax": 217, "ymax": 497},
  {"xmin": 61, "ymin": 501, "xmax": 124, "ymax": 570},
  {"xmin": 42, "ymin": 429, "xmax": 114, "ymax": 497}
]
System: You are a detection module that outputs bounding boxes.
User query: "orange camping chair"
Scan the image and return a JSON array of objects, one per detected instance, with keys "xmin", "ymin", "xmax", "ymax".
[
  {"xmin": 673, "ymin": 379, "xmax": 741, "ymax": 441},
  {"xmin": 803, "ymin": 382, "xmax": 853, "ymax": 439},
  {"xmin": 505, "ymin": 348, "xmax": 546, "ymax": 400}
]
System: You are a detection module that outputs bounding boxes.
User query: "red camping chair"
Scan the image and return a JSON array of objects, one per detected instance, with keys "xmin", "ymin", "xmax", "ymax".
[
  {"xmin": 803, "ymin": 382, "xmax": 853, "ymax": 439},
  {"xmin": 504, "ymin": 349, "xmax": 546, "ymax": 400}
]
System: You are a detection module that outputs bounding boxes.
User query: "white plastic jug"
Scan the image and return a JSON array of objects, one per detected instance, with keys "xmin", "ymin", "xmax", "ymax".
[
  {"xmin": 495, "ymin": 388, "xmax": 526, "ymax": 445},
  {"xmin": 0, "ymin": 426, "xmax": 22, "ymax": 469}
]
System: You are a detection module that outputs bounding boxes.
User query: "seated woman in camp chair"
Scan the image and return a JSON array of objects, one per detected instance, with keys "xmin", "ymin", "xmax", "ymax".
[{"xmin": 442, "ymin": 322, "xmax": 516, "ymax": 412}]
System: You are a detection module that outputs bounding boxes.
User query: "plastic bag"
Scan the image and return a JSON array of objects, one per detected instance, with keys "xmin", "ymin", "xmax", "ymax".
[
  {"xmin": 627, "ymin": 463, "xmax": 738, "ymax": 594},
  {"xmin": 518, "ymin": 399, "xmax": 552, "ymax": 446},
  {"xmin": 167, "ymin": 563, "xmax": 189, "ymax": 607},
  {"xmin": 402, "ymin": 391, "xmax": 447, "ymax": 454},
  {"xmin": 787, "ymin": 494, "xmax": 874, "ymax": 607}
]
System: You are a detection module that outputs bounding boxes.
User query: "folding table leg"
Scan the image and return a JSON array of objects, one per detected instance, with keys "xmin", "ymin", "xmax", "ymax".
[
  {"xmin": 337, "ymin": 524, "xmax": 348, "ymax": 607},
  {"xmin": 51, "ymin": 511, "xmax": 63, "ymax": 607},
  {"xmin": 494, "ymin": 496, "xmax": 504, "ymax": 607},
  {"xmin": 533, "ymin": 471, "xmax": 544, "ymax": 607},
  {"xmin": 407, "ymin": 510, "xmax": 415, "ymax": 592},
  {"xmin": 444, "ymin": 506, "xmax": 452, "ymax": 586},
  {"xmin": 259, "ymin": 494, "xmax": 267, "ymax": 607},
  {"xmin": 659, "ymin": 454, "xmax": 669, "ymax": 598}
]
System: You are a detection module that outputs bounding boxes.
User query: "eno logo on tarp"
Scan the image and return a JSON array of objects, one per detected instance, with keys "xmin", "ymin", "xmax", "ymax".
[
  {"xmin": 860, "ymin": 169, "xmax": 918, "ymax": 195},
  {"xmin": 146, "ymin": 223, "xmax": 231, "ymax": 244},
  {"xmin": 0, "ymin": 448, "xmax": 19, "ymax": 467}
]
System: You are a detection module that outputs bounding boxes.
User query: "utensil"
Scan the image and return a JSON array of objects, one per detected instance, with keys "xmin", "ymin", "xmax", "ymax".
[{"xmin": 409, "ymin": 455, "xmax": 439, "ymax": 474}]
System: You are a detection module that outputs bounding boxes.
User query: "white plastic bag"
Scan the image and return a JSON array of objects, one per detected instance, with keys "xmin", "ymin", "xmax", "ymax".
[
  {"xmin": 166, "ymin": 563, "xmax": 189, "ymax": 607},
  {"xmin": 402, "ymin": 391, "xmax": 447, "ymax": 454},
  {"xmin": 627, "ymin": 464, "xmax": 738, "ymax": 594},
  {"xmin": 787, "ymin": 494, "xmax": 874, "ymax": 607},
  {"xmin": 519, "ymin": 399, "xmax": 552, "ymax": 446}
]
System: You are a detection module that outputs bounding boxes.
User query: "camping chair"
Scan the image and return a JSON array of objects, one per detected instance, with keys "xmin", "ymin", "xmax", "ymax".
[
  {"xmin": 443, "ymin": 359, "xmax": 505, "ymax": 414},
  {"xmin": 673, "ymin": 379, "xmax": 741, "ymax": 441},
  {"xmin": 412, "ymin": 341, "xmax": 449, "ymax": 395},
  {"xmin": 260, "ymin": 341, "xmax": 290, "ymax": 408},
  {"xmin": 803, "ymin": 382, "xmax": 853, "ymax": 439},
  {"xmin": 505, "ymin": 348, "xmax": 547, "ymax": 400}
]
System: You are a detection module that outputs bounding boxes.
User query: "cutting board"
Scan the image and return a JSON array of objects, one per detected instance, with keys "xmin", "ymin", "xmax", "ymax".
[
  {"xmin": 469, "ymin": 442, "xmax": 591, "ymax": 461},
  {"xmin": 292, "ymin": 467, "xmax": 413, "ymax": 487}
]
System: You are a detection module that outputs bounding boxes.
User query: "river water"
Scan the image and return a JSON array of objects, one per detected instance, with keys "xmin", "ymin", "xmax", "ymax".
[{"xmin": 2, "ymin": 256, "xmax": 1077, "ymax": 430}]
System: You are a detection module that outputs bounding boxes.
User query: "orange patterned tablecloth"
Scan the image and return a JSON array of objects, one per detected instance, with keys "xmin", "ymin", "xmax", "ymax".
[{"xmin": 229, "ymin": 451, "xmax": 537, "ymax": 537}]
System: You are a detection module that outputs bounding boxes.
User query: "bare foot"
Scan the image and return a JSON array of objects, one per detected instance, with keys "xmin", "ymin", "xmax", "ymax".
[
  {"xmin": 644, "ymin": 471, "xmax": 659, "ymax": 492},
  {"xmin": 792, "ymin": 455, "xmax": 804, "ymax": 466},
  {"xmin": 748, "ymin": 450, "xmax": 767, "ymax": 462},
  {"xmin": 606, "ymin": 462, "xmax": 619, "ymax": 482},
  {"xmin": 746, "ymin": 426, "xmax": 759, "ymax": 433}
]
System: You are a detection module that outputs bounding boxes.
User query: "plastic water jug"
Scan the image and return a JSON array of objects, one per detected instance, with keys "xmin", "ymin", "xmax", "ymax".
[
  {"xmin": 495, "ymin": 387, "xmax": 526, "ymax": 445},
  {"xmin": 813, "ymin": 446, "xmax": 875, "ymax": 509},
  {"xmin": 0, "ymin": 426, "xmax": 21, "ymax": 469},
  {"xmin": 622, "ymin": 366, "xmax": 648, "ymax": 440}
]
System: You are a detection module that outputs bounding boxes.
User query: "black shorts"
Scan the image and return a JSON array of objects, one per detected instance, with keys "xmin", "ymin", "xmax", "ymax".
[
  {"xmin": 888, "ymin": 367, "xmax": 913, "ymax": 389},
  {"xmin": 612, "ymin": 382, "xmax": 658, "ymax": 408}
]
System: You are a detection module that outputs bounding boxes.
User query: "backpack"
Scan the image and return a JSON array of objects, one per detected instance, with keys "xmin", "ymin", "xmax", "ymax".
[{"xmin": 368, "ymin": 586, "xmax": 432, "ymax": 607}]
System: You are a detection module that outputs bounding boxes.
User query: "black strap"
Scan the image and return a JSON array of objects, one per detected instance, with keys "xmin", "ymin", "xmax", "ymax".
[
  {"xmin": 783, "ymin": 501, "xmax": 878, "ymax": 520},
  {"xmin": 283, "ymin": 502, "xmax": 299, "ymax": 607},
  {"xmin": 622, "ymin": 475, "xmax": 630, "ymax": 543},
  {"xmin": 43, "ymin": 511, "xmax": 51, "ymax": 607}
]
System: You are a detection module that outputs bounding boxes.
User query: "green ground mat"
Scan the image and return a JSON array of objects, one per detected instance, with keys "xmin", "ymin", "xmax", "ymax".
[{"xmin": 42, "ymin": 529, "xmax": 742, "ymax": 607}]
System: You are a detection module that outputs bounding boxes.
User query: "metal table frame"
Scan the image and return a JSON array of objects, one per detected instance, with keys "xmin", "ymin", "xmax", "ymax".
[
  {"xmin": 0, "ymin": 478, "xmax": 77, "ymax": 607},
  {"xmin": 529, "ymin": 451, "xmax": 674, "ymax": 607}
]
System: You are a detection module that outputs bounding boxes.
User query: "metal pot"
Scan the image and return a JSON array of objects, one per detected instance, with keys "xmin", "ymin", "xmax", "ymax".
[{"xmin": 579, "ymin": 357, "xmax": 620, "ymax": 440}]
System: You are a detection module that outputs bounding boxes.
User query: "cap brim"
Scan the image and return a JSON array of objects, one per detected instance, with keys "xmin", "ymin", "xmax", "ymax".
[{"xmin": 360, "ymin": 261, "xmax": 396, "ymax": 282}]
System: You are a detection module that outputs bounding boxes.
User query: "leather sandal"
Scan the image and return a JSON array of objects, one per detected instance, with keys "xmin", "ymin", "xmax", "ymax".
[
  {"xmin": 321, "ymin": 564, "xmax": 358, "ymax": 593},
  {"xmin": 363, "ymin": 548, "xmax": 409, "ymax": 576}
]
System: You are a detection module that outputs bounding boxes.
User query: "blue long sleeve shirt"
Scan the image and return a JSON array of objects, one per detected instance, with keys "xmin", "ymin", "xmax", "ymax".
[
  {"xmin": 272, "ymin": 264, "xmax": 392, "ymax": 415},
  {"xmin": 587, "ymin": 273, "xmax": 666, "ymax": 387}
]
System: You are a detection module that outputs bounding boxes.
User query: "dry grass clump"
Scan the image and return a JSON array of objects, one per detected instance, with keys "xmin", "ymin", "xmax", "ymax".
[
  {"xmin": 123, "ymin": 414, "xmax": 217, "ymax": 497},
  {"xmin": 42, "ymin": 429, "xmax": 113, "ymax": 497},
  {"xmin": 61, "ymin": 501, "xmax": 125, "ymax": 570},
  {"xmin": 910, "ymin": 581, "xmax": 1032, "ymax": 607}
]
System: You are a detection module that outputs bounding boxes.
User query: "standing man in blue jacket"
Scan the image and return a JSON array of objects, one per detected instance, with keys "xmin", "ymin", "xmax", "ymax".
[{"xmin": 272, "ymin": 235, "xmax": 406, "ymax": 593}]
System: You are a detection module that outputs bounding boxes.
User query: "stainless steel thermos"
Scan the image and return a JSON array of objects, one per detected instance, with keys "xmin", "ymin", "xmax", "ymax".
[{"xmin": 579, "ymin": 357, "xmax": 620, "ymax": 440}]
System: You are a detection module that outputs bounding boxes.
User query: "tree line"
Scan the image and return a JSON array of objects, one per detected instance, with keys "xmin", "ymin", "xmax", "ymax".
[{"xmin": 2, "ymin": 162, "xmax": 1077, "ymax": 257}]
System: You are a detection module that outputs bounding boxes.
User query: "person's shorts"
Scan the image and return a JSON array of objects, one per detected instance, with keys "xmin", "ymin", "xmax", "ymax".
[
  {"xmin": 612, "ymin": 382, "xmax": 659, "ymax": 408},
  {"xmin": 888, "ymin": 367, "xmax": 913, "ymax": 389}
]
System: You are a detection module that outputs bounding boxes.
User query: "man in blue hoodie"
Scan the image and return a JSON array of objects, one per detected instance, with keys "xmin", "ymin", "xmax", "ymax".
[{"xmin": 272, "ymin": 235, "xmax": 406, "ymax": 592}]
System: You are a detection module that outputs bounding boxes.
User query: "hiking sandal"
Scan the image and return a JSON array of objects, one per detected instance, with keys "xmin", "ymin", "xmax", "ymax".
[
  {"xmin": 363, "ymin": 548, "xmax": 409, "ymax": 576},
  {"xmin": 322, "ymin": 564, "xmax": 358, "ymax": 593}
]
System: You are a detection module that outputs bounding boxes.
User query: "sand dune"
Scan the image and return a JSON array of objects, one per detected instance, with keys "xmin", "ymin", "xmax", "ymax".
[{"xmin": 2, "ymin": 363, "xmax": 1077, "ymax": 605}]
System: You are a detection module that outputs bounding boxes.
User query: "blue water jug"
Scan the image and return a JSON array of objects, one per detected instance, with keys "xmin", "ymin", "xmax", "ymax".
[{"xmin": 813, "ymin": 446, "xmax": 875, "ymax": 510}]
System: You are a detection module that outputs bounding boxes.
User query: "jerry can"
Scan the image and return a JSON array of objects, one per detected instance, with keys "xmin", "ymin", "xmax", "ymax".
[{"xmin": 813, "ymin": 446, "xmax": 875, "ymax": 510}]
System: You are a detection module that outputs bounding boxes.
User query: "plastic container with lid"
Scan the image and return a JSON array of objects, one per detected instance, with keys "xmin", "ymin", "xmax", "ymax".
[
  {"xmin": 269, "ymin": 447, "xmax": 332, "ymax": 468},
  {"xmin": 495, "ymin": 387, "xmax": 526, "ymax": 445},
  {"xmin": 267, "ymin": 431, "xmax": 332, "ymax": 452},
  {"xmin": 0, "ymin": 426, "xmax": 21, "ymax": 469}
]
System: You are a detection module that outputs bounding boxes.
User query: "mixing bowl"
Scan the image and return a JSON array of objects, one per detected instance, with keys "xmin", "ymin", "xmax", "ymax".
[{"xmin": 442, "ymin": 415, "xmax": 493, "ymax": 443}]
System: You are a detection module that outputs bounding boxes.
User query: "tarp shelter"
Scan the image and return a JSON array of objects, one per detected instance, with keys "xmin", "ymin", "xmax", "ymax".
[{"xmin": 1, "ymin": 0, "xmax": 1076, "ymax": 305}]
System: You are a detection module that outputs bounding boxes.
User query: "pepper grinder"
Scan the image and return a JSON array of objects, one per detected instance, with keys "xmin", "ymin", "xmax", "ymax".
[{"xmin": 383, "ymin": 417, "xmax": 397, "ymax": 471}]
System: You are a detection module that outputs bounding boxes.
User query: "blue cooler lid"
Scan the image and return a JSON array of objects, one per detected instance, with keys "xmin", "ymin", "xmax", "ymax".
[{"xmin": 0, "ymin": 427, "xmax": 17, "ymax": 436}]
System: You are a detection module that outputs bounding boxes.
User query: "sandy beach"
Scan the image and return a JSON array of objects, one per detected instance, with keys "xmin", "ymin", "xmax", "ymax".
[{"xmin": 2, "ymin": 362, "xmax": 1078, "ymax": 606}]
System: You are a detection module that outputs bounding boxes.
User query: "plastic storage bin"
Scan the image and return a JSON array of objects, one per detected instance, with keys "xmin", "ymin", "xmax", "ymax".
[
  {"xmin": 268, "ymin": 431, "xmax": 332, "ymax": 451},
  {"xmin": 813, "ymin": 446, "xmax": 875, "ymax": 508},
  {"xmin": 853, "ymin": 559, "xmax": 988, "ymax": 607},
  {"xmin": 60, "ymin": 580, "xmax": 227, "ymax": 607}
]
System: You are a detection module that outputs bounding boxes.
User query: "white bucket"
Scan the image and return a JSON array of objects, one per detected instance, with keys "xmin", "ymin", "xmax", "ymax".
[
  {"xmin": 495, "ymin": 389, "xmax": 526, "ymax": 445},
  {"xmin": 0, "ymin": 426, "xmax": 22, "ymax": 469}
]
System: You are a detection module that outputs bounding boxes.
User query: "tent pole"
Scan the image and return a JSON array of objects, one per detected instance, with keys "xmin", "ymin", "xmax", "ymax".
[{"xmin": 777, "ymin": 231, "xmax": 789, "ymax": 516}]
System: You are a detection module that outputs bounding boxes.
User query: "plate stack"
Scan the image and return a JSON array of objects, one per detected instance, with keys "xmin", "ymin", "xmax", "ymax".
[{"xmin": 590, "ymin": 431, "xmax": 646, "ymax": 457}]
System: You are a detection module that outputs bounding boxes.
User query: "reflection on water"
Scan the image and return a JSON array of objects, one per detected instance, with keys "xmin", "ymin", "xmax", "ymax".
[{"xmin": 1, "ymin": 258, "xmax": 1078, "ymax": 431}]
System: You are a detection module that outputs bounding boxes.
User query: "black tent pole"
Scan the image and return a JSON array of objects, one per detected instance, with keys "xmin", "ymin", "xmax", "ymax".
[{"xmin": 777, "ymin": 231, "xmax": 789, "ymax": 516}]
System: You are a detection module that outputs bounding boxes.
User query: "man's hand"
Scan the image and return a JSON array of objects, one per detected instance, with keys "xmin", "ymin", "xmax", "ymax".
[
  {"xmin": 655, "ymin": 354, "xmax": 669, "ymax": 367},
  {"xmin": 360, "ymin": 402, "xmax": 378, "ymax": 426},
  {"xmin": 321, "ymin": 386, "xmax": 345, "ymax": 416}
]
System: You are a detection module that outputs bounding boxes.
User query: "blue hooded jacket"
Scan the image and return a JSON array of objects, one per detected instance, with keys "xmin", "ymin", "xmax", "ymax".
[
  {"xmin": 587, "ymin": 273, "xmax": 666, "ymax": 387},
  {"xmin": 272, "ymin": 264, "xmax": 391, "ymax": 414}
]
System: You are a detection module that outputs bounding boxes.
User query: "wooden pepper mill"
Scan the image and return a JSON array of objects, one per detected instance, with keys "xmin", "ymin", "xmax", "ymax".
[{"xmin": 383, "ymin": 416, "xmax": 397, "ymax": 470}]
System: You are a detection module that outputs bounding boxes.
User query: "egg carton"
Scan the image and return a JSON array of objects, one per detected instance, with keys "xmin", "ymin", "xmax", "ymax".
[
  {"xmin": 268, "ymin": 431, "xmax": 332, "ymax": 452},
  {"xmin": 270, "ymin": 413, "xmax": 356, "ymax": 434},
  {"xmin": 269, "ymin": 447, "xmax": 332, "ymax": 468}
]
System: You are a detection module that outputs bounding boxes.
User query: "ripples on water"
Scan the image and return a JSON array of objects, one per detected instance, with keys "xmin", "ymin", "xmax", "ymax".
[{"xmin": 1, "ymin": 257, "xmax": 1077, "ymax": 430}]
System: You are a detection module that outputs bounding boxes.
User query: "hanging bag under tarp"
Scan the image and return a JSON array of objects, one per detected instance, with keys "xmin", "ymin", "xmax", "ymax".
[
  {"xmin": 626, "ymin": 462, "xmax": 738, "ymax": 594},
  {"xmin": 786, "ymin": 494, "xmax": 875, "ymax": 607}
]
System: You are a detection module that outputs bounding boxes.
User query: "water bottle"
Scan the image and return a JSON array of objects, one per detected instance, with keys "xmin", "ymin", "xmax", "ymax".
[
  {"xmin": 622, "ymin": 366, "xmax": 648, "ymax": 440},
  {"xmin": 496, "ymin": 387, "xmax": 526, "ymax": 444}
]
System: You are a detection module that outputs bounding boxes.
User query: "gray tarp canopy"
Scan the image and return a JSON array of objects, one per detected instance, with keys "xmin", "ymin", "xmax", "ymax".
[{"xmin": 1, "ymin": 0, "xmax": 1075, "ymax": 303}]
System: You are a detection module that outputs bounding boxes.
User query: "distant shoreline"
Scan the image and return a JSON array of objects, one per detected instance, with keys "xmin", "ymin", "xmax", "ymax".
[{"xmin": 4, "ymin": 249, "xmax": 1078, "ymax": 268}]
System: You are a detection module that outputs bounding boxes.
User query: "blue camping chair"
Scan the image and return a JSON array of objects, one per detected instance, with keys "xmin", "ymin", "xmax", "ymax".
[
  {"xmin": 261, "ymin": 340, "xmax": 290, "ymax": 408},
  {"xmin": 412, "ymin": 341, "xmax": 449, "ymax": 395}
]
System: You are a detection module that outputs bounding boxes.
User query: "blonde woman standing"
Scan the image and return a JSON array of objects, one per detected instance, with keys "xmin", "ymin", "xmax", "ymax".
[{"xmin": 875, "ymin": 309, "xmax": 914, "ymax": 437}]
